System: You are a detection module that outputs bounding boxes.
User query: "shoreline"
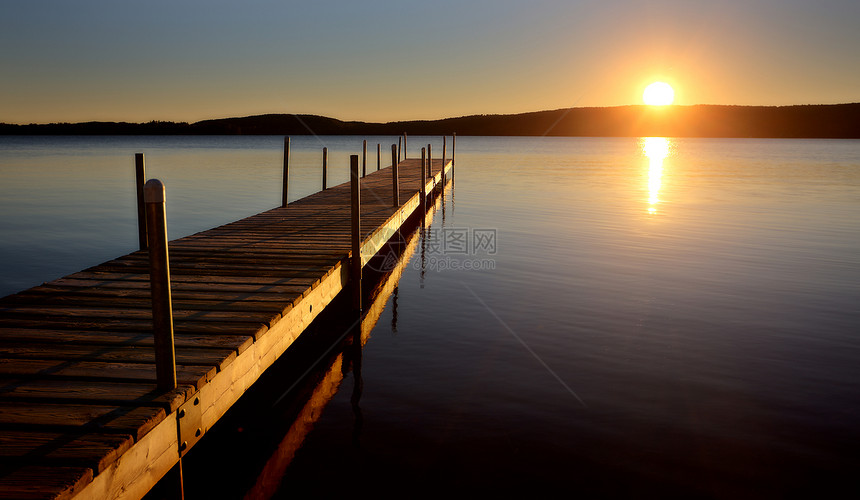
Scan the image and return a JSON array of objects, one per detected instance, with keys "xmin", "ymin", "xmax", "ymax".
[{"xmin": 2, "ymin": 103, "xmax": 859, "ymax": 139}]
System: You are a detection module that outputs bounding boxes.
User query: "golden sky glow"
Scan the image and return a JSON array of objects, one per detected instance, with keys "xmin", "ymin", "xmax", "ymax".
[{"xmin": 0, "ymin": 1, "xmax": 858, "ymax": 123}]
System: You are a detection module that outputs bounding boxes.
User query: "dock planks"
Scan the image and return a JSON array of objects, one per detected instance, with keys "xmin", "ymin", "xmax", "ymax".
[{"xmin": 0, "ymin": 156, "xmax": 451, "ymax": 499}]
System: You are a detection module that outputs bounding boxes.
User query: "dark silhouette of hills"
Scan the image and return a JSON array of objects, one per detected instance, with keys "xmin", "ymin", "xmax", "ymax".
[{"xmin": 2, "ymin": 104, "xmax": 859, "ymax": 138}]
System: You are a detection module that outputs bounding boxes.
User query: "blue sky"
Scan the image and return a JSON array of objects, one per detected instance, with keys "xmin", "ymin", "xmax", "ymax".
[{"xmin": 2, "ymin": 0, "xmax": 858, "ymax": 123}]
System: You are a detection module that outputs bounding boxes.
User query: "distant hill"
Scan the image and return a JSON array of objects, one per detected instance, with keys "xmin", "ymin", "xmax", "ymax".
[{"xmin": 2, "ymin": 103, "xmax": 859, "ymax": 138}]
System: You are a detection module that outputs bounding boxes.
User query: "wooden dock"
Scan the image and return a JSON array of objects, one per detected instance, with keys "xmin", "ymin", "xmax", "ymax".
[{"xmin": 0, "ymin": 146, "xmax": 453, "ymax": 499}]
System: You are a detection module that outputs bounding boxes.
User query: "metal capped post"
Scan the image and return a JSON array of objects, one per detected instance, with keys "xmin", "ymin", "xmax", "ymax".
[
  {"xmin": 135, "ymin": 153, "xmax": 147, "ymax": 251},
  {"xmin": 350, "ymin": 155, "xmax": 362, "ymax": 311},
  {"xmin": 391, "ymin": 144, "xmax": 399, "ymax": 207},
  {"xmin": 144, "ymin": 179, "xmax": 177, "ymax": 391},
  {"xmin": 282, "ymin": 137, "xmax": 290, "ymax": 207}
]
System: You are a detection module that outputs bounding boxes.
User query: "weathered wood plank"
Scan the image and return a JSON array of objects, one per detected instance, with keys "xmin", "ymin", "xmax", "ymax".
[
  {"xmin": 78, "ymin": 266, "xmax": 329, "ymax": 278},
  {"xmin": 8, "ymin": 285, "xmax": 304, "ymax": 303},
  {"xmin": 1, "ymin": 293, "xmax": 298, "ymax": 314},
  {"xmin": 0, "ymin": 344, "xmax": 238, "ymax": 371},
  {"xmin": 0, "ymin": 378, "xmax": 191, "ymax": 412},
  {"xmin": 0, "ymin": 305, "xmax": 281, "ymax": 327},
  {"xmin": 0, "ymin": 465, "xmax": 93, "ymax": 500},
  {"xmin": 0, "ymin": 403, "xmax": 166, "ymax": 441},
  {"xmin": 0, "ymin": 328, "xmax": 253, "ymax": 352},
  {"xmin": 0, "ymin": 317, "xmax": 270, "ymax": 339},
  {"xmin": 40, "ymin": 279, "xmax": 312, "ymax": 296},
  {"xmin": 114, "ymin": 250, "xmax": 344, "ymax": 263},
  {"xmin": 0, "ymin": 359, "xmax": 214, "ymax": 390},
  {"xmin": 101, "ymin": 254, "xmax": 340, "ymax": 269},
  {"xmin": 53, "ymin": 271, "xmax": 318, "ymax": 290},
  {"xmin": 0, "ymin": 431, "xmax": 134, "ymax": 473}
]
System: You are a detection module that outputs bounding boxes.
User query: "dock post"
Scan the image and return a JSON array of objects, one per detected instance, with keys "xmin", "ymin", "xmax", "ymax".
[
  {"xmin": 322, "ymin": 147, "xmax": 328, "ymax": 190},
  {"xmin": 135, "ymin": 153, "xmax": 147, "ymax": 251},
  {"xmin": 427, "ymin": 143, "xmax": 432, "ymax": 178},
  {"xmin": 404, "ymin": 133, "xmax": 408, "ymax": 159},
  {"xmin": 421, "ymin": 147, "xmax": 427, "ymax": 216},
  {"xmin": 362, "ymin": 140, "xmax": 367, "ymax": 177},
  {"xmin": 442, "ymin": 136, "xmax": 447, "ymax": 185},
  {"xmin": 144, "ymin": 179, "xmax": 177, "ymax": 392},
  {"xmin": 398, "ymin": 136, "xmax": 402, "ymax": 161},
  {"xmin": 282, "ymin": 137, "xmax": 290, "ymax": 207},
  {"xmin": 350, "ymin": 155, "xmax": 362, "ymax": 311},
  {"xmin": 452, "ymin": 133, "xmax": 456, "ymax": 179},
  {"xmin": 377, "ymin": 143, "xmax": 381, "ymax": 171},
  {"xmin": 391, "ymin": 144, "xmax": 399, "ymax": 207}
]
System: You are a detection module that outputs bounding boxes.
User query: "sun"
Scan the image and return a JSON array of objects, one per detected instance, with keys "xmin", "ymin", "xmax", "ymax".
[{"xmin": 643, "ymin": 82, "xmax": 675, "ymax": 106}]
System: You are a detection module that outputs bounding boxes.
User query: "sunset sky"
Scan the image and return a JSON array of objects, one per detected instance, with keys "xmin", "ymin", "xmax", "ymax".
[{"xmin": 2, "ymin": 0, "xmax": 858, "ymax": 124}]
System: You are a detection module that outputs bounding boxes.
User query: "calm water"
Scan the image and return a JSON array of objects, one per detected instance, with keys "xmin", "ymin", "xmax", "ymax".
[{"xmin": 2, "ymin": 136, "xmax": 859, "ymax": 498}]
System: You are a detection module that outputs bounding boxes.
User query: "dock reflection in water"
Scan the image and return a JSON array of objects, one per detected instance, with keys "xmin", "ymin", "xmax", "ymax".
[{"xmin": 175, "ymin": 179, "xmax": 449, "ymax": 500}]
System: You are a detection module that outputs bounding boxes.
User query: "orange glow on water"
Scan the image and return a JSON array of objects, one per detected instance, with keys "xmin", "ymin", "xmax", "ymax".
[{"xmin": 642, "ymin": 137, "xmax": 670, "ymax": 214}]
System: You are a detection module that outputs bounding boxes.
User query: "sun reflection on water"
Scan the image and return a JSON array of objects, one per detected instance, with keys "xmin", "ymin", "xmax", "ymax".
[{"xmin": 642, "ymin": 137, "xmax": 671, "ymax": 215}]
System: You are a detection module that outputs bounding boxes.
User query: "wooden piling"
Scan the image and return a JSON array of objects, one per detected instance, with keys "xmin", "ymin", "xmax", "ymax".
[
  {"xmin": 391, "ymin": 144, "xmax": 399, "ymax": 207},
  {"xmin": 427, "ymin": 144, "xmax": 432, "ymax": 177},
  {"xmin": 377, "ymin": 143, "xmax": 381, "ymax": 171},
  {"xmin": 322, "ymin": 147, "xmax": 328, "ymax": 190},
  {"xmin": 404, "ymin": 133, "xmax": 408, "ymax": 159},
  {"xmin": 350, "ymin": 155, "xmax": 362, "ymax": 311},
  {"xmin": 282, "ymin": 137, "xmax": 290, "ymax": 207},
  {"xmin": 135, "ymin": 153, "xmax": 147, "ymax": 251},
  {"xmin": 452, "ymin": 133, "xmax": 456, "ymax": 179},
  {"xmin": 362, "ymin": 140, "xmax": 367, "ymax": 177},
  {"xmin": 144, "ymin": 179, "xmax": 177, "ymax": 392},
  {"xmin": 398, "ymin": 137, "xmax": 402, "ymax": 161},
  {"xmin": 442, "ymin": 137, "xmax": 447, "ymax": 185},
  {"xmin": 421, "ymin": 147, "xmax": 427, "ymax": 216}
]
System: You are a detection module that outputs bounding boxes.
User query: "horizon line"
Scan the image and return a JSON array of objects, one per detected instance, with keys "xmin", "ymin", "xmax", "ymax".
[{"xmin": 4, "ymin": 102, "xmax": 860, "ymax": 127}]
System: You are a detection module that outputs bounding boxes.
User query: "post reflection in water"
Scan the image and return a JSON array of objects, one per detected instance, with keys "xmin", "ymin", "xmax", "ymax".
[
  {"xmin": 641, "ymin": 137, "xmax": 671, "ymax": 215},
  {"xmin": 419, "ymin": 226, "xmax": 427, "ymax": 289},
  {"xmin": 451, "ymin": 174, "xmax": 455, "ymax": 215},
  {"xmin": 441, "ymin": 183, "xmax": 447, "ymax": 222},
  {"xmin": 347, "ymin": 314, "xmax": 363, "ymax": 447},
  {"xmin": 391, "ymin": 286, "xmax": 398, "ymax": 334}
]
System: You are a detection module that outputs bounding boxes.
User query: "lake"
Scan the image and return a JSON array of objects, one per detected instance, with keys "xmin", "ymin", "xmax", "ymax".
[{"xmin": 1, "ymin": 135, "xmax": 859, "ymax": 498}]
